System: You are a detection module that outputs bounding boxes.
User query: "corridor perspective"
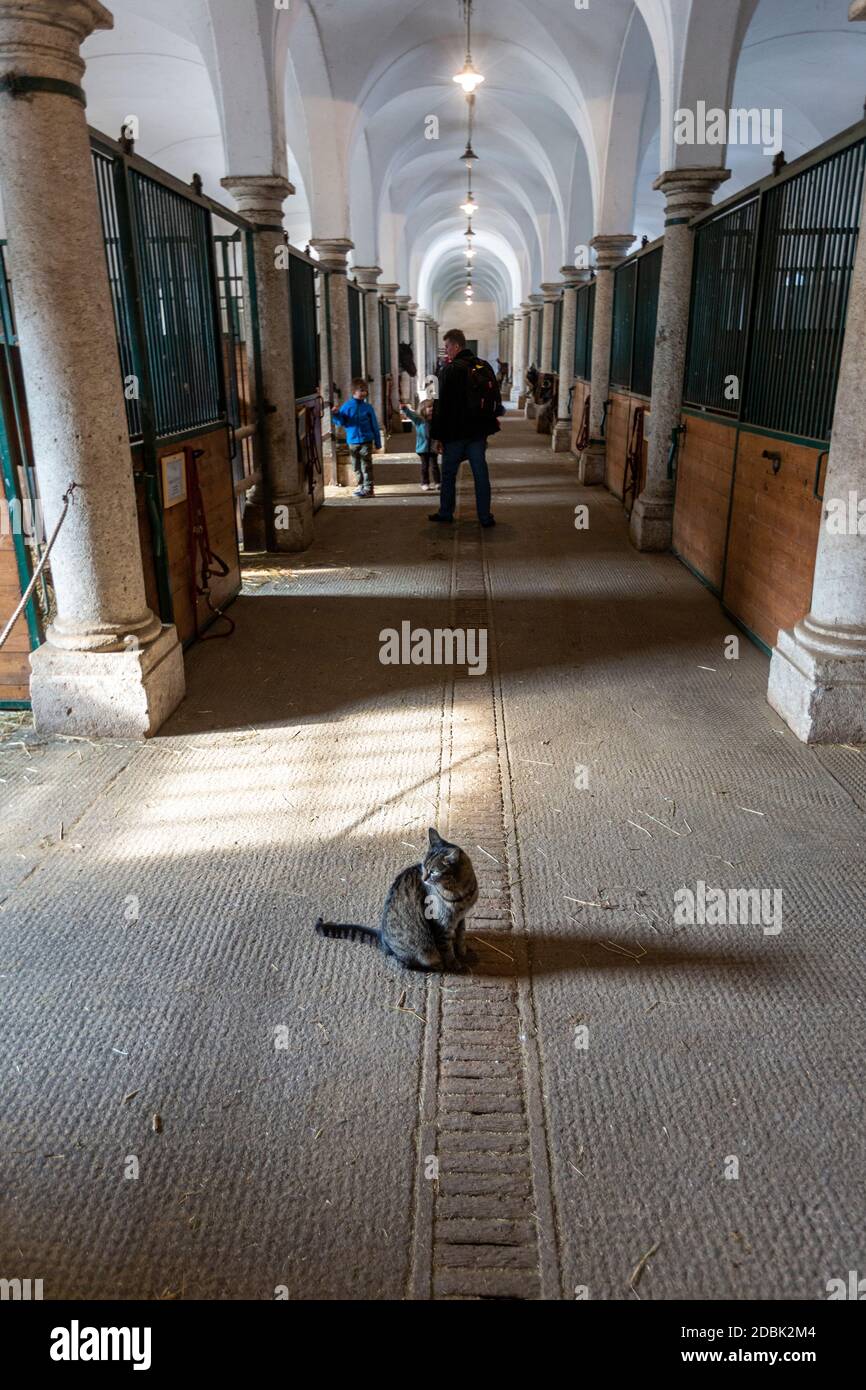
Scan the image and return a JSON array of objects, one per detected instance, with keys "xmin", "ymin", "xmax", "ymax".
[{"xmin": 1, "ymin": 0, "xmax": 866, "ymax": 1319}]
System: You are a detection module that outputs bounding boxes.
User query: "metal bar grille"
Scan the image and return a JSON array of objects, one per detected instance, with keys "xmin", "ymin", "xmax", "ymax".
[
  {"xmin": 91, "ymin": 149, "xmax": 143, "ymax": 439},
  {"xmin": 609, "ymin": 259, "xmax": 636, "ymax": 389},
  {"xmin": 290, "ymin": 253, "xmax": 319, "ymax": 399},
  {"xmin": 347, "ymin": 282, "xmax": 363, "ymax": 381},
  {"xmin": 684, "ymin": 198, "xmax": 759, "ymax": 416},
  {"xmin": 214, "ymin": 233, "xmax": 248, "ymax": 430},
  {"xmin": 743, "ymin": 138, "xmax": 866, "ymax": 442},
  {"xmin": 379, "ymin": 298, "xmax": 391, "ymax": 375},
  {"xmin": 573, "ymin": 281, "xmax": 594, "ymax": 380},
  {"xmin": 128, "ymin": 170, "xmax": 223, "ymax": 438},
  {"xmin": 552, "ymin": 296, "xmax": 563, "ymax": 371},
  {"xmin": 631, "ymin": 246, "xmax": 662, "ymax": 396}
]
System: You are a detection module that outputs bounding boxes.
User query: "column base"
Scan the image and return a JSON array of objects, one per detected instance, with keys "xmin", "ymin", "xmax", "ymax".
[
  {"xmin": 242, "ymin": 498, "xmax": 267, "ymax": 552},
  {"xmin": 578, "ymin": 443, "xmax": 605, "ymax": 486},
  {"xmin": 551, "ymin": 420, "xmax": 572, "ymax": 453},
  {"xmin": 525, "ymin": 401, "xmax": 537, "ymax": 420},
  {"xmin": 389, "ymin": 410, "xmax": 404, "ymax": 433},
  {"xmin": 629, "ymin": 489, "xmax": 674, "ymax": 551},
  {"xmin": 273, "ymin": 492, "xmax": 314, "ymax": 552},
  {"xmin": 513, "ymin": 390, "xmax": 526, "ymax": 407},
  {"xmin": 30, "ymin": 624, "xmax": 185, "ymax": 739},
  {"xmin": 242, "ymin": 496, "xmax": 314, "ymax": 552},
  {"xmin": 768, "ymin": 618, "xmax": 866, "ymax": 744}
]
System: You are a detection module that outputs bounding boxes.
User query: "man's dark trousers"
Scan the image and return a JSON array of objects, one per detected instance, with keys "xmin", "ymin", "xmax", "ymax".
[{"xmin": 438, "ymin": 438, "xmax": 492, "ymax": 522}]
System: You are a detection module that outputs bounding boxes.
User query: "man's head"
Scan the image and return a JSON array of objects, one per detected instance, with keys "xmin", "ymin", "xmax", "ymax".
[
  {"xmin": 352, "ymin": 377, "xmax": 369, "ymax": 399},
  {"xmin": 442, "ymin": 329, "xmax": 466, "ymax": 363}
]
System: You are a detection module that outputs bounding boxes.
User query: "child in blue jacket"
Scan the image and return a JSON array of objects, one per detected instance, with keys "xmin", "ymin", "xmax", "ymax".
[
  {"xmin": 401, "ymin": 398, "xmax": 441, "ymax": 491},
  {"xmin": 332, "ymin": 378, "xmax": 382, "ymax": 498}
]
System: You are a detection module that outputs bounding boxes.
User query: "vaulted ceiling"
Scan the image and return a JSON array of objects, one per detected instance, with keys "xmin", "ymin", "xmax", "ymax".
[{"xmin": 54, "ymin": 0, "xmax": 866, "ymax": 319}]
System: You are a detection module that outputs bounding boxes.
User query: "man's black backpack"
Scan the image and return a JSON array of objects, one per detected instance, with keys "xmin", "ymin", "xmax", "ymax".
[{"xmin": 459, "ymin": 355, "xmax": 504, "ymax": 431}]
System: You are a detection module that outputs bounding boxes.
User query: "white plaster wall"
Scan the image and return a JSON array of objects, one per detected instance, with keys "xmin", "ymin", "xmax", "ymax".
[{"xmin": 439, "ymin": 299, "xmax": 499, "ymax": 363}]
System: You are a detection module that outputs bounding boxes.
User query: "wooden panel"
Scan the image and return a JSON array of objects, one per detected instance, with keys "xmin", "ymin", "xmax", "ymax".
[
  {"xmin": 722, "ymin": 431, "xmax": 822, "ymax": 650},
  {"xmin": 156, "ymin": 429, "xmax": 241, "ymax": 645},
  {"xmin": 133, "ymin": 460, "xmax": 162, "ymax": 622},
  {"xmin": 604, "ymin": 391, "xmax": 650, "ymax": 502},
  {"xmin": 569, "ymin": 379, "xmax": 589, "ymax": 454},
  {"xmin": 673, "ymin": 415, "xmax": 737, "ymax": 590},
  {"xmin": 0, "ymin": 531, "xmax": 30, "ymax": 701}
]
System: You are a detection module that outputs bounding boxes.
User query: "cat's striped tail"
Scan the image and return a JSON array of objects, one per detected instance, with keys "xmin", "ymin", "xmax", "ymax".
[{"xmin": 314, "ymin": 917, "xmax": 381, "ymax": 948}]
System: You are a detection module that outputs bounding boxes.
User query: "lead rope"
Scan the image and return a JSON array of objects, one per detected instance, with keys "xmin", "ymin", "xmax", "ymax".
[
  {"xmin": 184, "ymin": 446, "xmax": 235, "ymax": 639},
  {"xmin": 0, "ymin": 480, "xmax": 77, "ymax": 650},
  {"xmin": 623, "ymin": 404, "xmax": 646, "ymax": 515}
]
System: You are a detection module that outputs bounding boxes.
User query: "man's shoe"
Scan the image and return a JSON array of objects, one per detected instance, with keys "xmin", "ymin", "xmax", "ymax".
[
  {"xmin": 353, "ymin": 485, "xmax": 366, "ymax": 497},
  {"xmin": 480, "ymin": 515, "xmax": 496, "ymax": 528},
  {"xmin": 428, "ymin": 512, "xmax": 454, "ymax": 523}
]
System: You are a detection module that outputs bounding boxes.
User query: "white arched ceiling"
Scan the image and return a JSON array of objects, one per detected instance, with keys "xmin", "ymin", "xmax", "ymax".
[
  {"xmin": 71, "ymin": 1, "xmax": 866, "ymax": 315},
  {"xmin": 725, "ymin": 0, "xmax": 866, "ymax": 196},
  {"xmin": 80, "ymin": 0, "xmax": 312, "ymax": 243}
]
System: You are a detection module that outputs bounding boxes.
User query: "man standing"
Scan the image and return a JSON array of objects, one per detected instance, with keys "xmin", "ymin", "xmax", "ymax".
[{"xmin": 429, "ymin": 329, "xmax": 502, "ymax": 528}]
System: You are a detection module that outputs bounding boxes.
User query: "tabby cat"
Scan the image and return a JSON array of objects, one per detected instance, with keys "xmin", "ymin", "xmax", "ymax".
[{"xmin": 315, "ymin": 828, "xmax": 478, "ymax": 971}]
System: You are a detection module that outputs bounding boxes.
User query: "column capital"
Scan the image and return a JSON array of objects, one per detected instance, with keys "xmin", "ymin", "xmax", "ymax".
[
  {"xmin": 309, "ymin": 237, "xmax": 354, "ymax": 273},
  {"xmin": 407, "ymin": 300, "xmax": 419, "ymax": 314},
  {"xmin": 221, "ymin": 175, "xmax": 294, "ymax": 225},
  {"xmin": 395, "ymin": 294, "xmax": 411, "ymax": 309},
  {"xmin": 378, "ymin": 282, "xmax": 400, "ymax": 300},
  {"xmin": 850, "ymin": 1, "xmax": 866, "ymax": 18},
  {"xmin": 0, "ymin": 0, "xmax": 113, "ymax": 84},
  {"xmin": 653, "ymin": 167, "xmax": 731, "ymax": 223},
  {"xmin": 560, "ymin": 264, "xmax": 591, "ymax": 288},
  {"xmin": 349, "ymin": 264, "xmax": 382, "ymax": 289},
  {"xmin": 528, "ymin": 292, "xmax": 544, "ymax": 306},
  {"xmin": 520, "ymin": 300, "xmax": 535, "ymax": 314},
  {"xmin": 590, "ymin": 233, "xmax": 635, "ymax": 268},
  {"xmin": 540, "ymin": 282, "xmax": 562, "ymax": 301}
]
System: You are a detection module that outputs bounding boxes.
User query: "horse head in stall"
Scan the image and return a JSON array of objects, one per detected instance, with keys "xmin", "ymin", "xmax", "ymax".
[{"xmin": 399, "ymin": 341, "xmax": 417, "ymax": 378}]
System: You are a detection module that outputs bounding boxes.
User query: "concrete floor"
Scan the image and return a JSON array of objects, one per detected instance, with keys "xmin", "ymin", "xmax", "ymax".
[{"xmin": 1, "ymin": 410, "xmax": 864, "ymax": 1300}]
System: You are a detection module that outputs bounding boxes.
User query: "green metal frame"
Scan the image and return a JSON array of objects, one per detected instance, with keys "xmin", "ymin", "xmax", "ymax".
[
  {"xmin": 0, "ymin": 240, "xmax": 43, "ymax": 707},
  {"xmin": 347, "ymin": 281, "xmax": 363, "ymax": 381},
  {"xmin": 684, "ymin": 118, "xmax": 866, "ymax": 444},
  {"xmin": 610, "ymin": 239, "xmax": 663, "ymax": 397},
  {"xmin": 573, "ymin": 279, "xmax": 595, "ymax": 381}
]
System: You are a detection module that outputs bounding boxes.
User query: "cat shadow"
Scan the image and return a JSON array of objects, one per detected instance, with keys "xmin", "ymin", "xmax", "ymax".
[{"xmin": 458, "ymin": 928, "xmax": 793, "ymax": 981}]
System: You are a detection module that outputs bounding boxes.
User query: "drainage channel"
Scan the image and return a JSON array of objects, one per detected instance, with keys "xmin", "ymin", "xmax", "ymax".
[{"xmin": 410, "ymin": 480, "xmax": 559, "ymax": 1300}]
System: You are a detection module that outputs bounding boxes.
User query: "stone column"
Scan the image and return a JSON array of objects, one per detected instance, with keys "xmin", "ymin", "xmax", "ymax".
[
  {"xmin": 0, "ymin": 0, "xmax": 184, "ymax": 736},
  {"xmin": 527, "ymin": 293, "xmax": 543, "ymax": 368},
  {"xmin": 767, "ymin": 20, "xmax": 866, "ymax": 741},
  {"xmin": 552, "ymin": 266, "xmax": 589, "ymax": 453},
  {"xmin": 395, "ymin": 294, "xmax": 411, "ymax": 403},
  {"xmin": 524, "ymin": 294, "xmax": 544, "ymax": 417},
  {"xmin": 379, "ymin": 284, "xmax": 402, "ymax": 429},
  {"xmin": 578, "ymin": 233, "xmax": 634, "ymax": 484},
  {"xmin": 414, "ymin": 311, "xmax": 428, "ymax": 395},
  {"xmin": 540, "ymin": 283, "xmax": 560, "ymax": 374},
  {"xmin": 629, "ymin": 169, "xmax": 729, "ymax": 549},
  {"xmin": 510, "ymin": 310, "xmax": 526, "ymax": 403},
  {"xmin": 222, "ymin": 175, "xmax": 313, "ymax": 553},
  {"xmin": 407, "ymin": 300, "xmax": 420, "ymax": 400},
  {"xmin": 310, "ymin": 238, "xmax": 354, "ymax": 483},
  {"xmin": 353, "ymin": 265, "xmax": 383, "ymax": 420}
]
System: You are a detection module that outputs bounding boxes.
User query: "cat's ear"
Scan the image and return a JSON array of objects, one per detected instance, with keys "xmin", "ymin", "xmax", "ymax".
[{"xmin": 428, "ymin": 827, "xmax": 444, "ymax": 848}]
